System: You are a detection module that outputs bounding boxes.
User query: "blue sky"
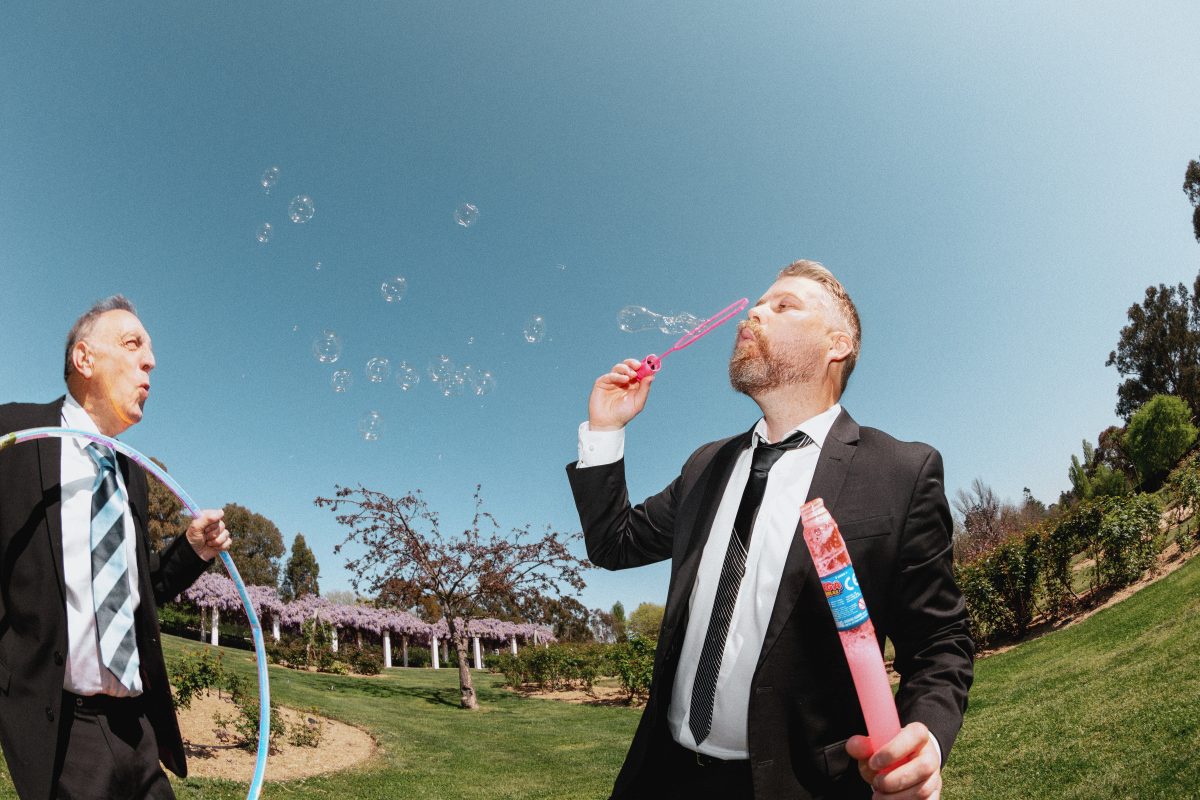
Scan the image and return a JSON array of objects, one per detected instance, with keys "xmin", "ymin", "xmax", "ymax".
[{"xmin": 2, "ymin": 2, "xmax": 1198, "ymax": 615}]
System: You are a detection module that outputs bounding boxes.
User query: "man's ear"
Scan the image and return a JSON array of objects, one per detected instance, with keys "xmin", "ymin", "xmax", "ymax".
[
  {"xmin": 828, "ymin": 331, "xmax": 854, "ymax": 363},
  {"xmin": 72, "ymin": 342, "xmax": 94, "ymax": 378}
]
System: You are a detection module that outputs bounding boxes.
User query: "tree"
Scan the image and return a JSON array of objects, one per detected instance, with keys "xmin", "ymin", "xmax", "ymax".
[
  {"xmin": 1068, "ymin": 439, "xmax": 1131, "ymax": 502},
  {"xmin": 1125, "ymin": 394, "xmax": 1198, "ymax": 490},
  {"xmin": 589, "ymin": 608, "xmax": 615, "ymax": 643},
  {"xmin": 1184, "ymin": 157, "xmax": 1200, "ymax": 243},
  {"xmin": 611, "ymin": 600, "xmax": 628, "ymax": 643},
  {"xmin": 281, "ymin": 533, "xmax": 321, "ymax": 601},
  {"xmin": 317, "ymin": 485, "xmax": 589, "ymax": 709},
  {"xmin": 952, "ymin": 479, "xmax": 1003, "ymax": 561},
  {"xmin": 1106, "ymin": 272, "xmax": 1200, "ymax": 422},
  {"xmin": 627, "ymin": 602, "xmax": 666, "ymax": 640},
  {"xmin": 216, "ymin": 503, "xmax": 285, "ymax": 588},
  {"xmin": 146, "ymin": 457, "xmax": 184, "ymax": 552}
]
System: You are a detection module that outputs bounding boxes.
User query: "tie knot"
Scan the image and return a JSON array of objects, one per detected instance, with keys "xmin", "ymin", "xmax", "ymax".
[
  {"xmin": 86, "ymin": 443, "xmax": 117, "ymax": 474},
  {"xmin": 750, "ymin": 429, "xmax": 813, "ymax": 472}
]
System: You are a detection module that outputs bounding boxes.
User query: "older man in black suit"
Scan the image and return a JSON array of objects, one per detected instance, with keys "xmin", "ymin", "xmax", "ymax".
[
  {"xmin": 567, "ymin": 261, "xmax": 973, "ymax": 799},
  {"xmin": 0, "ymin": 296, "xmax": 230, "ymax": 800}
]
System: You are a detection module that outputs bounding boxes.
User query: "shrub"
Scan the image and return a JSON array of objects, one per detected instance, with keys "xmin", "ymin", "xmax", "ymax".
[
  {"xmin": 347, "ymin": 647, "xmax": 383, "ymax": 675},
  {"xmin": 1096, "ymin": 493, "xmax": 1161, "ymax": 588},
  {"xmin": 287, "ymin": 707, "xmax": 325, "ymax": 748},
  {"xmin": 169, "ymin": 647, "xmax": 226, "ymax": 710},
  {"xmin": 954, "ymin": 530, "xmax": 1041, "ymax": 647},
  {"xmin": 611, "ymin": 638, "xmax": 655, "ymax": 702},
  {"xmin": 1042, "ymin": 501, "xmax": 1105, "ymax": 617}
]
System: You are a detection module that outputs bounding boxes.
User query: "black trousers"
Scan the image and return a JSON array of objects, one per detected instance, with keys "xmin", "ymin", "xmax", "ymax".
[
  {"xmin": 656, "ymin": 738, "xmax": 754, "ymax": 800},
  {"xmin": 54, "ymin": 693, "xmax": 175, "ymax": 800}
]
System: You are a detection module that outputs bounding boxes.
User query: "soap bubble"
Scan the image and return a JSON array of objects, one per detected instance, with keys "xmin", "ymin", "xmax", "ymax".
[
  {"xmin": 312, "ymin": 330, "xmax": 342, "ymax": 363},
  {"xmin": 618, "ymin": 305, "xmax": 659, "ymax": 333},
  {"xmin": 358, "ymin": 410, "xmax": 384, "ymax": 441},
  {"xmin": 523, "ymin": 315, "xmax": 546, "ymax": 343},
  {"xmin": 365, "ymin": 356, "xmax": 391, "ymax": 383},
  {"xmin": 427, "ymin": 354, "xmax": 455, "ymax": 386},
  {"xmin": 313, "ymin": 261, "xmax": 322, "ymax": 271},
  {"xmin": 380, "ymin": 276, "xmax": 407, "ymax": 303},
  {"xmin": 454, "ymin": 203, "xmax": 479, "ymax": 228},
  {"xmin": 661, "ymin": 312, "xmax": 703, "ymax": 335},
  {"xmin": 331, "ymin": 369, "xmax": 352, "ymax": 393},
  {"xmin": 468, "ymin": 367, "xmax": 496, "ymax": 396},
  {"xmin": 260, "ymin": 166, "xmax": 279, "ymax": 195},
  {"xmin": 256, "ymin": 223, "xmax": 273, "ymax": 244},
  {"xmin": 288, "ymin": 195, "xmax": 315, "ymax": 224},
  {"xmin": 395, "ymin": 361, "xmax": 420, "ymax": 391}
]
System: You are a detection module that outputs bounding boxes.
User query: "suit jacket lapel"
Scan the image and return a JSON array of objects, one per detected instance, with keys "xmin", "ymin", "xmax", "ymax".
[
  {"xmin": 38, "ymin": 399, "xmax": 67, "ymax": 604},
  {"xmin": 756, "ymin": 409, "xmax": 860, "ymax": 669},
  {"xmin": 663, "ymin": 431, "xmax": 750, "ymax": 632}
]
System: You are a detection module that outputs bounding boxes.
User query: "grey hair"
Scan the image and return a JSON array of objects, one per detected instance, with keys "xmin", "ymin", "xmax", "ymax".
[{"xmin": 63, "ymin": 295, "xmax": 137, "ymax": 382}]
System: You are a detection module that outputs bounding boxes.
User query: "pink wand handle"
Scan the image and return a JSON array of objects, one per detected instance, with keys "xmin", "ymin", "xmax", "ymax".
[
  {"xmin": 800, "ymin": 498, "xmax": 901, "ymax": 757},
  {"xmin": 634, "ymin": 354, "xmax": 661, "ymax": 380}
]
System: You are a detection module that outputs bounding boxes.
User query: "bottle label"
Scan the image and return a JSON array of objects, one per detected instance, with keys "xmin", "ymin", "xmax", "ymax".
[{"xmin": 820, "ymin": 565, "xmax": 869, "ymax": 631}]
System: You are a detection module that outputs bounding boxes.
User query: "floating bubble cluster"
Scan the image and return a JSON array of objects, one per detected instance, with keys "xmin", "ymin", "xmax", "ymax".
[
  {"xmin": 312, "ymin": 330, "xmax": 342, "ymax": 363},
  {"xmin": 395, "ymin": 361, "xmax": 420, "ymax": 391},
  {"xmin": 331, "ymin": 369, "xmax": 352, "ymax": 393},
  {"xmin": 454, "ymin": 203, "xmax": 479, "ymax": 228},
  {"xmin": 358, "ymin": 410, "xmax": 384, "ymax": 441},
  {"xmin": 260, "ymin": 166, "xmax": 279, "ymax": 195},
  {"xmin": 523, "ymin": 315, "xmax": 546, "ymax": 343},
  {"xmin": 365, "ymin": 356, "xmax": 391, "ymax": 383},
  {"xmin": 256, "ymin": 223, "xmax": 273, "ymax": 244},
  {"xmin": 288, "ymin": 195, "xmax": 315, "ymax": 224},
  {"xmin": 618, "ymin": 305, "xmax": 703, "ymax": 335},
  {"xmin": 380, "ymin": 276, "xmax": 407, "ymax": 303},
  {"xmin": 427, "ymin": 355, "xmax": 464, "ymax": 396}
]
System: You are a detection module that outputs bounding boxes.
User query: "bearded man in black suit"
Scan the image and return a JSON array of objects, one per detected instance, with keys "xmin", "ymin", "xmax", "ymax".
[
  {"xmin": 0, "ymin": 295, "xmax": 230, "ymax": 800},
  {"xmin": 567, "ymin": 261, "xmax": 973, "ymax": 799}
]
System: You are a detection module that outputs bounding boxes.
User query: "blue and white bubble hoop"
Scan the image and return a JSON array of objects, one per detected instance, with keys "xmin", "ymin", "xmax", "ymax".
[{"xmin": 0, "ymin": 428, "xmax": 270, "ymax": 800}]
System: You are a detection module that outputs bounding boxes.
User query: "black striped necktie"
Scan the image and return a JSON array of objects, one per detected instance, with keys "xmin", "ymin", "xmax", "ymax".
[
  {"xmin": 688, "ymin": 428, "xmax": 813, "ymax": 746},
  {"xmin": 86, "ymin": 443, "xmax": 140, "ymax": 691}
]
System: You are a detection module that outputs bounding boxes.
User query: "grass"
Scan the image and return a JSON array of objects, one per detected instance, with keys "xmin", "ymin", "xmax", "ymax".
[
  {"xmin": 1, "ymin": 557, "xmax": 1197, "ymax": 798},
  {"xmin": 944, "ymin": 553, "xmax": 1200, "ymax": 799}
]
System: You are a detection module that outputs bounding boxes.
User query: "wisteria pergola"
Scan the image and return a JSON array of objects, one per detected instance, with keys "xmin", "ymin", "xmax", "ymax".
[{"xmin": 180, "ymin": 575, "xmax": 555, "ymax": 669}]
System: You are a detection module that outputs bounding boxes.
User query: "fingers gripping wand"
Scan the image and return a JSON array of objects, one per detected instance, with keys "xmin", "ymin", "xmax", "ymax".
[
  {"xmin": 0, "ymin": 428, "xmax": 271, "ymax": 800},
  {"xmin": 632, "ymin": 298, "xmax": 749, "ymax": 381},
  {"xmin": 800, "ymin": 498, "xmax": 904, "ymax": 761}
]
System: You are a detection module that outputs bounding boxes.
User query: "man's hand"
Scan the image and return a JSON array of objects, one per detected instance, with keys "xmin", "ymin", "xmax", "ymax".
[
  {"xmin": 587, "ymin": 358, "xmax": 655, "ymax": 431},
  {"xmin": 186, "ymin": 509, "xmax": 230, "ymax": 561},
  {"xmin": 845, "ymin": 722, "xmax": 941, "ymax": 800}
]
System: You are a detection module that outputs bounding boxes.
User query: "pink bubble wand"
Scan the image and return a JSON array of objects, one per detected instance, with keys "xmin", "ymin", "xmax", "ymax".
[{"xmin": 632, "ymin": 297, "xmax": 749, "ymax": 381}]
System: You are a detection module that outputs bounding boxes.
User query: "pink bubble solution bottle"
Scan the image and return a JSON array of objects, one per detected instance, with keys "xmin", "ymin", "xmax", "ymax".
[{"xmin": 800, "ymin": 498, "xmax": 901, "ymax": 756}]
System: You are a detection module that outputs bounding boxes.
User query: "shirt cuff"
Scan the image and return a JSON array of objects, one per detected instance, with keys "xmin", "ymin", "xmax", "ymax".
[
  {"xmin": 929, "ymin": 730, "xmax": 943, "ymax": 766},
  {"xmin": 577, "ymin": 421, "xmax": 625, "ymax": 467}
]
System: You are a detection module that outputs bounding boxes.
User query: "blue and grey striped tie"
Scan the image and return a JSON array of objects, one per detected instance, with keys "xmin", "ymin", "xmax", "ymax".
[{"xmin": 86, "ymin": 443, "xmax": 140, "ymax": 691}]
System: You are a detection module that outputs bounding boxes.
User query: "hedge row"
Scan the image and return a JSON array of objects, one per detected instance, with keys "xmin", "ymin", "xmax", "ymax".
[
  {"xmin": 955, "ymin": 492, "xmax": 1164, "ymax": 646},
  {"xmin": 492, "ymin": 638, "xmax": 655, "ymax": 701}
]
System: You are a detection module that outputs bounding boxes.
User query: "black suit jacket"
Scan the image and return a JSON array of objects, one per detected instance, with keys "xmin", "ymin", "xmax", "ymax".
[
  {"xmin": 0, "ymin": 398, "xmax": 210, "ymax": 800},
  {"xmin": 567, "ymin": 409, "xmax": 974, "ymax": 799}
]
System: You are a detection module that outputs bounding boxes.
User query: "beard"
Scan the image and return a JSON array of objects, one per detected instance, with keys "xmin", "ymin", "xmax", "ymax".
[{"xmin": 728, "ymin": 324, "xmax": 822, "ymax": 395}]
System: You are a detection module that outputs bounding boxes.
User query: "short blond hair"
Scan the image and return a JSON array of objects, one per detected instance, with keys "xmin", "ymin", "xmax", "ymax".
[{"xmin": 777, "ymin": 260, "xmax": 860, "ymax": 392}]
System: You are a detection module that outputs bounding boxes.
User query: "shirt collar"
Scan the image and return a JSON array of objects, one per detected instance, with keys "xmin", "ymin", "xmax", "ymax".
[
  {"xmin": 752, "ymin": 403, "xmax": 842, "ymax": 451},
  {"xmin": 61, "ymin": 391, "xmax": 104, "ymax": 442}
]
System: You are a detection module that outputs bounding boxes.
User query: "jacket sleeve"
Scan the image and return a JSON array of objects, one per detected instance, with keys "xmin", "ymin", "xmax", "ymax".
[
  {"xmin": 148, "ymin": 533, "xmax": 211, "ymax": 606},
  {"xmin": 888, "ymin": 447, "xmax": 975, "ymax": 763},
  {"xmin": 565, "ymin": 443, "xmax": 711, "ymax": 570}
]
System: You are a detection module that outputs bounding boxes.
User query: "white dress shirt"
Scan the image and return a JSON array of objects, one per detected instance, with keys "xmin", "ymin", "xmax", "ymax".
[
  {"xmin": 60, "ymin": 393, "xmax": 143, "ymax": 696},
  {"xmin": 578, "ymin": 404, "xmax": 842, "ymax": 759}
]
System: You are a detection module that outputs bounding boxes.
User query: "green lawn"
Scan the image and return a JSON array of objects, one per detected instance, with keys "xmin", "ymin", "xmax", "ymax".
[{"xmin": 2, "ymin": 556, "xmax": 1197, "ymax": 798}]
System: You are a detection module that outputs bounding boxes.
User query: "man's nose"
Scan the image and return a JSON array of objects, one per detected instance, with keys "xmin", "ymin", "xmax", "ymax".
[
  {"xmin": 748, "ymin": 302, "xmax": 766, "ymax": 325},
  {"xmin": 143, "ymin": 348, "xmax": 156, "ymax": 372}
]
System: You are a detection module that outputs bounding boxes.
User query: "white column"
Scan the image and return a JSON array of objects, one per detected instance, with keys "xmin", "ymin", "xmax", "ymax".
[
  {"xmin": 431, "ymin": 635, "xmax": 440, "ymax": 669},
  {"xmin": 210, "ymin": 608, "xmax": 220, "ymax": 646},
  {"xmin": 533, "ymin": 631, "xmax": 539, "ymax": 646},
  {"xmin": 383, "ymin": 630, "xmax": 392, "ymax": 669},
  {"xmin": 402, "ymin": 635, "xmax": 409, "ymax": 667},
  {"xmin": 472, "ymin": 636, "xmax": 482, "ymax": 670},
  {"xmin": 332, "ymin": 627, "xmax": 339, "ymax": 653},
  {"xmin": 356, "ymin": 630, "xmax": 363, "ymax": 649},
  {"xmin": 510, "ymin": 635, "xmax": 517, "ymax": 655},
  {"xmin": 271, "ymin": 617, "xmax": 280, "ymax": 642}
]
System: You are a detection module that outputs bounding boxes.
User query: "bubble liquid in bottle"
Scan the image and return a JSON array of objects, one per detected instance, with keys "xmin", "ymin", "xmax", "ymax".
[{"xmin": 800, "ymin": 498, "xmax": 901, "ymax": 757}]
